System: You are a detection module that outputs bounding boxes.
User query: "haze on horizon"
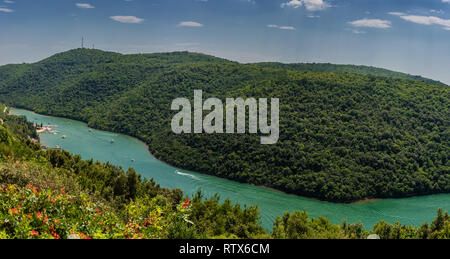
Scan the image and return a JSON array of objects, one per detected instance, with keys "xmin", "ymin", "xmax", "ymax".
[{"xmin": 1, "ymin": 0, "xmax": 450, "ymax": 84}]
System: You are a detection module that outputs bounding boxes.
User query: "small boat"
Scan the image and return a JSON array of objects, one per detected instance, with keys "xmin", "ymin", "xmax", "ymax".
[
  {"xmin": 131, "ymin": 159, "xmax": 135, "ymax": 162},
  {"xmin": 62, "ymin": 135, "xmax": 67, "ymax": 139},
  {"xmin": 110, "ymin": 139, "xmax": 115, "ymax": 144},
  {"xmin": 55, "ymin": 145, "xmax": 62, "ymax": 149},
  {"xmin": 88, "ymin": 129, "xmax": 92, "ymax": 132}
]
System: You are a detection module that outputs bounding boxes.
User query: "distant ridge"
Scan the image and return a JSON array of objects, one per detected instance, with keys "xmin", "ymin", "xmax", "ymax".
[
  {"xmin": 1, "ymin": 48, "xmax": 443, "ymax": 85},
  {"xmin": 38, "ymin": 48, "xmax": 231, "ymax": 66},
  {"xmin": 253, "ymin": 62, "xmax": 444, "ymax": 85}
]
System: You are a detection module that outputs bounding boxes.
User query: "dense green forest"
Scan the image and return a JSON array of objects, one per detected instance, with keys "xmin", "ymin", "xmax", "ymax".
[
  {"xmin": 0, "ymin": 49, "xmax": 448, "ymax": 202},
  {"xmin": 254, "ymin": 62, "xmax": 444, "ymax": 85},
  {"xmin": 1, "ymin": 105, "xmax": 450, "ymax": 239}
]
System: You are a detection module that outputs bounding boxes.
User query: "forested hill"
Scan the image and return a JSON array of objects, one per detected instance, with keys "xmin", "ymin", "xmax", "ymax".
[
  {"xmin": 37, "ymin": 49, "xmax": 231, "ymax": 66},
  {"xmin": 0, "ymin": 48, "xmax": 448, "ymax": 203},
  {"xmin": 254, "ymin": 62, "xmax": 444, "ymax": 85}
]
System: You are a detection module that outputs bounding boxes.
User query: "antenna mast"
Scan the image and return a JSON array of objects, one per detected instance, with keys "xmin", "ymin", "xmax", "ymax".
[{"xmin": 82, "ymin": 37, "xmax": 84, "ymax": 49}]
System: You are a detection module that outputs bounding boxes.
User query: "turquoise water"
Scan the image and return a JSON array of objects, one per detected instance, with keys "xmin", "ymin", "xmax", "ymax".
[{"xmin": 11, "ymin": 108, "xmax": 450, "ymax": 230}]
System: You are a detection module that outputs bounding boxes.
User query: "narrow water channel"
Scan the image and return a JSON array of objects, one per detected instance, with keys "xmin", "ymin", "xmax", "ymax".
[{"xmin": 11, "ymin": 108, "xmax": 449, "ymax": 230}]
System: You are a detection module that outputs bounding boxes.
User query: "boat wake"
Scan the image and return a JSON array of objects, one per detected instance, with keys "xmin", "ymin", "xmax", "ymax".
[{"xmin": 175, "ymin": 170, "xmax": 199, "ymax": 180}]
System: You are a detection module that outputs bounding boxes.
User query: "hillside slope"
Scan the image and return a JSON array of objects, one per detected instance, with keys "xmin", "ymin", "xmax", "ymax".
[
  {"xmin": 254, "ymin": 62, "xmax": 444, "ymax": 85},
  {"xmin": 3, "ymin": 105, "xmax": 450, "ymax": 239},
  {"xmin": 0, "ymin": 105, "xmax": 266, "ymax": 239},
  {"xmin": 0, "ymin": 49, "xmax": 448, "ymax": 202}
]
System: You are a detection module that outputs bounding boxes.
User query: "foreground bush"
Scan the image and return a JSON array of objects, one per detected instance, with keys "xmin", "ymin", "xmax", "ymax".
[{"xmin": 0, "ymin": 184, "xmax": 196, "ymax": 239}]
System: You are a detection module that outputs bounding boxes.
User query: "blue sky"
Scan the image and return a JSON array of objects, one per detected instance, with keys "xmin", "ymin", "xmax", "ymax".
[{"xmin": 1, "ymin": 0, "xmax": 450, "ymax": 84}]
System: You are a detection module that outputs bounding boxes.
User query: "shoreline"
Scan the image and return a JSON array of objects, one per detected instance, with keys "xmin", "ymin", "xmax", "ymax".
[{"xmin": 11, "ymin": 107, "xmax": 448, "ymax": 205}]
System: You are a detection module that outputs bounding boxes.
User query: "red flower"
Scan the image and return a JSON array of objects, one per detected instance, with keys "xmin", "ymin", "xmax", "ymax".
[
  {"xmin": 51, "ymin": 232, "xmax": 61, "ymax": 239},
  {"xmin": 143, "ymin": 219, "xmax": 152, "ymax": 227},
  {"xmin": 182, "ymin": 199, "xmax": 191, "ymax": 208},
  {"xmin": 9, "ymin": 206, "xmax": 20, "ymax": 215},
  {"xmin": 79, "ymin": 233, "xmax": 92, "ymax": 240},
  {"xmin": 30, "ymin": 230, "xmax": 39, "ymax": 237},
  {"xmin": 50, "ymin": 224, "xmax": 61, "ymax": 239},
  {"xmin": 36, "ymin": 211, "xmax": 43, "ymax": 220}
]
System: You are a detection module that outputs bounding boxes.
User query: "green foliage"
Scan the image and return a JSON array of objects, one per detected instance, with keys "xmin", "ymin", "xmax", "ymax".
[
  {"xmin": 0, "ymin": 183, "xmax": 195, "ymax": 239},
  {"xmin": 270, "ymin": 209, "xmax": 450, "ymax": 239},
  {"xmin": 189, "ymin": 191, "xmax": 266, "ymax": 239},
  {"xmin": 1, "ymin": 49, "xmax": 447, "ymax": 202},
  {"xmin": 370, "ymin": 209, "xmax": 450, "ymax": 239},
  {"xmin": 272, "ymin": 211, "xmax": 349, "ymax": 239},
  {"xmin": 0, "ymin": 184, "xmax": 120, "ymax": 239},
  {"xmin": 0, "ymin": 109, "xmax": 450, "ymax": 239},
  {"xmin": 0, "ymin": 111, "xmax": 267, "ymax": 239},
  {"xmin": 254, "ymin": 62, "xmax": 444, "ymax": 85}
]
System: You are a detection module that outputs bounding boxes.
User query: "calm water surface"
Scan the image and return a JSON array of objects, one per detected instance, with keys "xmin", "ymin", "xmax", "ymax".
[{"xmin": 11, "ymin": 108, "xmax": 450, "ymax": 230}]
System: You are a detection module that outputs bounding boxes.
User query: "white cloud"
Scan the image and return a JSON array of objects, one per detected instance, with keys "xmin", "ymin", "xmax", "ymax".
[
  {"xmin": 388, "ymin": 12, "xmax": 405, "ymax": 16},
  {"xmin": 4, "ymin": 0, "xmax": 14, "ymax": 4},
  {"xmin": 352, "ymin": 29, "xmax": 366, "ymax": 34},
  {"xmin": 281, "ymin": 0, "xmax": 330, "ymax": 11},
  {"xmin": 178, "ymin": 21, "xmax": 204, "ymax": 27},
  {"xmin": 267, "ymin": 24, "xmax": 296, "ymax": 30},
  {"xmin": 0, "ymin": 7, "xmax": 13, "ymax": 12},
  {"xmin": 390, "ymin": 12, "xmax": 450, "ymax": 31},
  {"xmin": 349, "ymin": 19, "xmax": 391, "ymax": 29},
  {"xmin": 281, "ymin": 0, "xmax": 304, "ymax": 8},
  {"xmin": 110, "ymin": 16, "xmax": 144, "ymax": 24},
  {"xmin": 279, "ymin": 26, "xmax": 296, "ymax": 30},
  {"xmin": 430, "ymin": 9, "xmax": 445, "ymax": 15},
  {"xmin": 76, "ymin": 3, "xmax": 95, "ymax": 9},
  {"xmin": 443, "ymin": 0, "xmax": 450, "ymax": 3}
]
